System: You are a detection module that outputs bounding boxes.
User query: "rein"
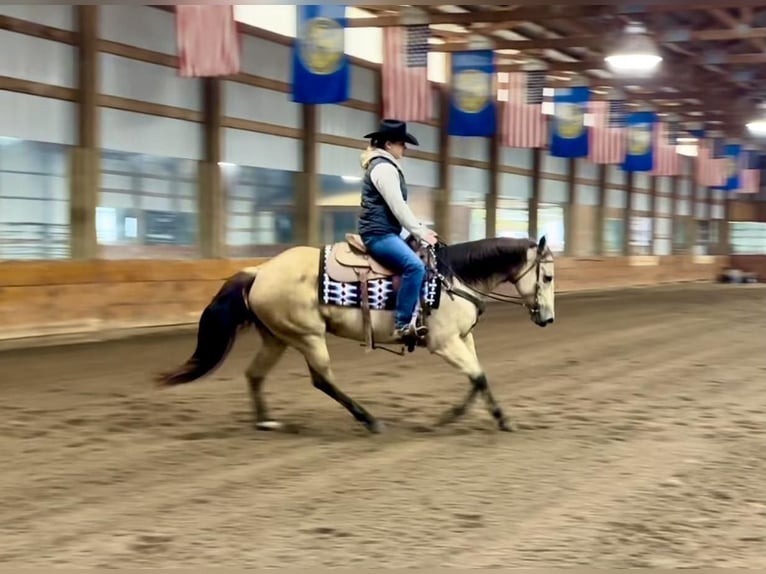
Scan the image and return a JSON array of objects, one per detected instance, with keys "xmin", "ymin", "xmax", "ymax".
[{"xmin": 424, "ymin": 242, "xmax": 550, "ymax": 314}]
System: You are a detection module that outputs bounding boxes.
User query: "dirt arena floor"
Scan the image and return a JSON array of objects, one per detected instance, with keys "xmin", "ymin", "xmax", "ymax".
[{"xmin": 1, "ymin": 282, "xmax": 765, "ymax": 568}]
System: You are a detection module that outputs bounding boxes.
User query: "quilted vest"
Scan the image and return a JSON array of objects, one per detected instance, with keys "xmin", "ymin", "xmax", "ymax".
[{"xmin": 357, "ymin": 155, "xmax": 408, "ymax": 241}]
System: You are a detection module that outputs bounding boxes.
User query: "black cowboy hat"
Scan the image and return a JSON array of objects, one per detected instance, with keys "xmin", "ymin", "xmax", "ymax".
[{"xmin": 363, "ymin": 119, "xmax": 419, "ymax": 146}]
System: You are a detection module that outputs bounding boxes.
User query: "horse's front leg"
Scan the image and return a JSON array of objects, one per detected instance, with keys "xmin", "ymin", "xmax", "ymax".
[{"xmin": 432, "ymin": 333, "xmax": 513, "ymax": 432}]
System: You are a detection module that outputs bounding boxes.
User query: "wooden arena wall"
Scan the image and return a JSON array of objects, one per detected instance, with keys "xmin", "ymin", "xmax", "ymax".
[{"xmin": 0, "ymin": 5, "xmax": 759, "ymax": 342}]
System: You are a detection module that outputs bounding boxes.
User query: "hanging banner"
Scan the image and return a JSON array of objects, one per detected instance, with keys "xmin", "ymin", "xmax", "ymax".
[
  {"xmin": 448, "ymin": 50, "xmax": 496, "ymax": 137},
  {"xmin": 291, "ymin": 5, "xmax": 349, "ymax": 104},
  {"xmin": 621, "ymin": 111, "xmax": 656, "ymax": 172},
  {"xmin": 549, "ymin": 86, "xmax": 589, "ymax": 158},
  {"xmin": 716, "ymin": 143, "xmax": 742, "ymax": 192},
  {"xmin": 711, "ymin": 136, "xmax": 727, "ymax": 159}
]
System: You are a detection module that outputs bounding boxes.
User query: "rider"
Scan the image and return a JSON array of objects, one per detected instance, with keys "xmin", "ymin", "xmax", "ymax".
[{"xmin": 357, "ymin": 119, "xmax": 439, "ymax": 340}]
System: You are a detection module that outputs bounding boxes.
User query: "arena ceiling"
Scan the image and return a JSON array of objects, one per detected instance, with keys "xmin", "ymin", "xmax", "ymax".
[{"xmin": 348, "ymin": 2, "xmax": 766, "ymax": 139}]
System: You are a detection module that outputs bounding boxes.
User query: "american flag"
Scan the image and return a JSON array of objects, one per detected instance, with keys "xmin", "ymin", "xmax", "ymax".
[
  {"xmin": 711, "ymin": 136, "xmax": 726, "ymax": 159},
  {"xmin": 175, "ymin": 5, "xmax": 240, "ymax": 78},
  {"xmin": 501, "ymin": 70, "xmax": 547, "ymax": 148},
  {"xmin": 651, "ymin": 121, "xmax": 681, "ymax": 176},
  {"xmin": 587, "ymin": 99, "xmax": 626, "ymax": 164},
  {"xmin": 382, "ymin": 25, "xmax": 432, "ymax": 122},
  {"xmin": 739, "ymin": 150, "xmax": 761, "ymax": 194},
  {"xmin": 695, "ymin": 139, "xmax": 727, "ymax": 187}
]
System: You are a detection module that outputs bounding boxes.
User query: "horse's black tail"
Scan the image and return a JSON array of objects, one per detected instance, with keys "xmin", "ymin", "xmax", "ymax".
[{"xmin": 155, "ymin": 270, "xmax": 259, "ymax": 387}]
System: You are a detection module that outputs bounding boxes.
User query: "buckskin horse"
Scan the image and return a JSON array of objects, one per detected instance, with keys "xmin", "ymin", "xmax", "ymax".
[{"xmin": 156, "ymin": 233, "xmax": 556, "ymax": 433}]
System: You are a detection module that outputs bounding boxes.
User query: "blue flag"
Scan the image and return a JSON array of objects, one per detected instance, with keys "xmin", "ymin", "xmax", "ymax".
[
  {"xmin": 291, "ymin": 5, "xmax": 349, "ymax": 104},
  {"xmin": 549, "ymin": 86, "xmax": 589, "ymax": 158},
  {"xmin": 448, "ymin": 50, "xmax": 496, "ymax": 137},
  {"xmin": 621, "ymin": 111, "xmax": 656, "ymax": 172},
  {"xmin": 715, "ymin": 143, "xmax": 742, "ymax": 191}
]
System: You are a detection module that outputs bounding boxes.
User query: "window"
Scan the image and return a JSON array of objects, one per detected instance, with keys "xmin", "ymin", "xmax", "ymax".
[
  {"xmin": 98, "ymin": 150, "xmax": 199, "ymax": 259},
  {"xmin": 730, "ymin": 221, "xmax": 766, "ymax": 254},
  {"xmin": 224, "ymin": 164, "xmax": 296, "ymax": 257},
  {"xmin": 0, "ymin": 139, "xmax": 70, "ymax": 260}
]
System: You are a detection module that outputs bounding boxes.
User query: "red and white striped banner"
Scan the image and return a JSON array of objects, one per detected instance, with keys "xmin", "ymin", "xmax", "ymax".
[
  {"xmin": 740, "ymin": 167, "xmax": 760, "ymax": 193},
  {"xmin": 501, "ymin": 71, "xmax": 547, "ymax": 149},
  {"xmin": 176, "ymin": 5, "xmax": 241, "ymax": 78},
  {"xmin": 381, "ymin": 25, "xmax": 432, "ymax": 122},
  {"xmin": 695, "ymin": 140, "xmax": 727, "ymax": 187},
  {"xmin": 651, "ymin": 121, "xmax": 681, "ymax": 176},
  {"xmin": 587, "ymin": 99, "xmax": 626, "ymax": 164}
]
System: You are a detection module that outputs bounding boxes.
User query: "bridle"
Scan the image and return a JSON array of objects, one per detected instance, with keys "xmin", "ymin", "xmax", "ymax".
[{"xmin": 425, "ymin": 242, "xmax": 553, "ymax": 317}]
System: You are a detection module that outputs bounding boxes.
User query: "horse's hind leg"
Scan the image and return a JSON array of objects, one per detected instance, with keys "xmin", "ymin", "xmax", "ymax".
[
  {"xmin": 298, "ymin": 334, "xmax": 382, "ymax": 434},
  {"xmin": 433, "ymin": 333, "xmax": 512, "ymax": 432},
  {"xmin": 246, "ymin": 328, "xmax": 287, "ymax": 430}
]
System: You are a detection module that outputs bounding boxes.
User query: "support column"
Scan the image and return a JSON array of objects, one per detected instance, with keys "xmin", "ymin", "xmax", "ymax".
[
  {"xmin": 564, "ymin": 157, "xmax": 577, "ymax": 255},
  {"xmin": 69, "ymin": 5, "xmax": 99, "ymax": 260},
  {"xmin": 594, "ymin": 164, "xmax": 606, "ymax": 255},
  {"xmin": 296, "ymin": 103, "xmax": 319, "ymax": 246},
  {"xmin": 435, "ymin": 72, "xmax": 453, "ymax": 241},
  {"xmin": 649, "ymin": 174, "xmax": 658, "ymax": 255},
  {"xmin": 485, "ymin": 131, "xmax": 499, "ymax": 238},
  {"xmin": 198, "ymin": 78, "xmax": 225, "ymax": 258},
  {"xmin": 623, "ymin": 170, "xmax": 634, "ymax": 255},
  {"xmin": 669, "ymin": 174, "xmax": 679, "ymax": 254},
  {"xmin": 528, "ymin": 148, "xmax": 541, "ymax": 239}
]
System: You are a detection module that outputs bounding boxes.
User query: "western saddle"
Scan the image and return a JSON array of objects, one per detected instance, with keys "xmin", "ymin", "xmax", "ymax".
[{"xmin": 325, "ymin": 233, "xmax": 432, "ymax": 352}]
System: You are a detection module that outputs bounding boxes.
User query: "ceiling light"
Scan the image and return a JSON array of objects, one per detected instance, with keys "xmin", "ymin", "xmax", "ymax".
[
  {"xmin": 604, "ymin": 21, "xmax": 662, "ymax": 76},
  {"xmin": 746, "ymin": 119, "xmax": 766, "ymax": 137},
  {"xmin": 746, "ymin": 102, "xmax": 766, "ymax": 137}
]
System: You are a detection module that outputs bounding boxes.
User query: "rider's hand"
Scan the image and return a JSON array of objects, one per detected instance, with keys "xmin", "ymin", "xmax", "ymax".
[{"xmin": 422, "ymin": 229, "xmax": 439, "ymax": 246}]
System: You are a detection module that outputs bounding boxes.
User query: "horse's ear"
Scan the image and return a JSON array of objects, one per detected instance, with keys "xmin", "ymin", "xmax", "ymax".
[{"xmin": 537, "ymin": 235, "xmax": 547, "ymax": 254}]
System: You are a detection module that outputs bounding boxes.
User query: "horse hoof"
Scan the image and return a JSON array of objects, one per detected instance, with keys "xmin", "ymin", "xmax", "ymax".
[
  {"xmin": 435, "ymin": 405, "xmax": 465, "ymax": 427},
  {"xmin": 498, "ymin": 420, "xmax": 514, "ymax": 432},
  {"xmin": 366, "ymin": 419, "xmax": 385, "ymax": 434},
  {"xmin": 255, "ymin": 420, "xmax": 284, "ymax": 431}
]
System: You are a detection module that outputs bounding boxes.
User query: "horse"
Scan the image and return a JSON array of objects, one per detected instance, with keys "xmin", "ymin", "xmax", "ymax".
[{"xmin": 156, "ymin": 234, "xmax": 556, "ymax": 434}]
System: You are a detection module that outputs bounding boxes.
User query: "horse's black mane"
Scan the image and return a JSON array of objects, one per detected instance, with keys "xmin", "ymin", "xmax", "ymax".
[{"xmin": 435, "ymin": 237, "xmax": 536, "ymax": 285}]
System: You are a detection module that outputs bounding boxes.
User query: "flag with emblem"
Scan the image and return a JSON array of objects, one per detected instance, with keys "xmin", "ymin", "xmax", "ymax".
[
  {"xmin": 448, "ymin": 50, "xmax": 496, "ymax": 137},
  {"xmin": 501, "ymin": 70, "xmax": 547, "ymax": 148},
  {"xmin": 651, "ymin": 121, "xmax": 681, "ymax": 176},
  {"xmin": 587, "ymin": 99, "xmax": 626, "ymax": 164},
  {"xmin": 739, "ymin": 150, "xmax": 761, "ymax": 194},
  {"xmin": 549, "ymin": 86, "xmax": 590, "ymax": 157},
  {"xmin": 291, "ymin": 5, "xmax": 349, "ymax": 104},
  {"xmin": 175, "ymin": 5, "xmax": 240, "ymax": 77},
  {"xmin": 715, "ymin": 142, "xmax": 742, "ymax": 192},
  {"xmin": 621, "ymin": 110, "xmax": 656, "ymax": 172},
  {"xmin": 382, "ymin": 25, "xmax": 432, "ymax": 122}
]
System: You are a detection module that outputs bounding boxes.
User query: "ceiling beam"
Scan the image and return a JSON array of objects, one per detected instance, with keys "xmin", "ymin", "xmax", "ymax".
[
  {"xmin": 431, "ymin": 27, "xmax": 766, "ymax": 52},
  {"xmin": 344, "ymin": 5, "xmax": 612, "ymax": 27},
  {"xmin": 495, "ymin": 50, "xmax": 766, "ymax": 72},
  {"xmin": 347, "ymin": 3, "xmax": 766, "ymax": 27},
  {"xmin": 709, "ymin": 8, "xmax": 766, "ymax": 53}
]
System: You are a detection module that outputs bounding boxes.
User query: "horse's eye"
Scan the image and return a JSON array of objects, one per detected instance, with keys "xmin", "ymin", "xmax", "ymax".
[{"xmin": 543, "ymin": 275, "xmax": 553, "ymax": 283}]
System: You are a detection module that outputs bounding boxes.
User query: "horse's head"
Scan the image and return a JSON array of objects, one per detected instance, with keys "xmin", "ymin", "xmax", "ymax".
[{"xmin": 514, "ymin": 235, "xmax": 555, "ymax": 327}]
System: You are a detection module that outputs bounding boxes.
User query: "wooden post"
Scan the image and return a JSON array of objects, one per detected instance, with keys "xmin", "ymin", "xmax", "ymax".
[
  {"xmin": 69, "ymin": 5, "xmax": 99, "ymax": 260},
  {"xmin": 198, "ymin": 78, "xmax": 225, "ymax": 258},
  {"xmin": 528, "ymin": 148, "xmax": 541, "ymax": 239},
  {"xmin": 649, "ymin": 174, "xmax": 658, "ymax": 255},
  {"xmin": 435, "ymin": 60, "xmax": 453, "ymax": 241},
  {"xmin": 296, "ymin": 103, "xmax": 319, "ymax": 246},
  {"xmin": 486, "ymin": 131, "xmax": 499, "ymax": 238},
  {"xmin": 623, "ymin": 170, "xmax": 634, "ymax": 255},
  {"xmin": 594, "ymin": 164, "xmax": 606, "ymax": 255},
  {"xmin": 565, "ymin": 156, "xmax": 577, "ymax": 255}
]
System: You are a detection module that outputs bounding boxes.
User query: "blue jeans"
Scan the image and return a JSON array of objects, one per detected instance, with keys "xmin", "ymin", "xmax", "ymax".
[{"xmin": 364, "ymin": 233, "xmax": 426, "ymax": 329}]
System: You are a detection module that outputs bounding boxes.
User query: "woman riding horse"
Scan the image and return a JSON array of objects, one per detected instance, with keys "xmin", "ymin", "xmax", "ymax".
[{"xmin": 357, "ymin": 119, "xmax": 439, "ymax": 341}]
